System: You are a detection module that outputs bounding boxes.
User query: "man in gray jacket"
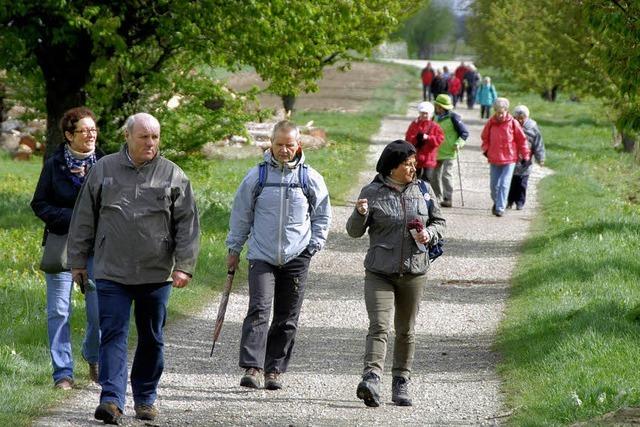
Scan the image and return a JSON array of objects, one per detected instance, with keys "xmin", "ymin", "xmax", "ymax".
[
  {"xmin": 68, "ymin": 112, "xmax": 200, "ymax": 425},
  {"xmin": 226, "ymin": 120, "xmax": 331, "ymax": 391}
]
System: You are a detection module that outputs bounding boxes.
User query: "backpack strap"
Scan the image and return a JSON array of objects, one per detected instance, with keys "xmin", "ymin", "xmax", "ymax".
[{"xmin": 253, "ymin": 161, "xmax": 315, "ymax": 212}]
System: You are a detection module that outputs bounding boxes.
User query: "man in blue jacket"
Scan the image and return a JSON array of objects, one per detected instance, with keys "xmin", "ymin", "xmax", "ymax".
[{"xmin": 226, "ymin": 120, "xmax": 332, "ymax": 391}]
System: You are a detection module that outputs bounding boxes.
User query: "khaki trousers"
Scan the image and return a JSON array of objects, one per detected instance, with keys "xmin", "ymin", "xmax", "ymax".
[{"xmin": 363, "ymin": 270, "xmax": 425, "ymax": 379}]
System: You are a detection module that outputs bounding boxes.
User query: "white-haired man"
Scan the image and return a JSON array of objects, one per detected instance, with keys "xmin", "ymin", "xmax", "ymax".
[{"xmin": 68, "ymin": 112, "xmax": 200, "ymax": 424}]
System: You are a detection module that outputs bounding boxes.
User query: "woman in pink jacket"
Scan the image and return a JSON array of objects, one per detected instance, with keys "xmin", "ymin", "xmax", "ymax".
[
  {"xmin": 405, "ymin": 101, "xmax": 445, "ymax": 183},
  {"xmin": 480, "ymin": 98, "xmax": 530, "ymax": 217}
]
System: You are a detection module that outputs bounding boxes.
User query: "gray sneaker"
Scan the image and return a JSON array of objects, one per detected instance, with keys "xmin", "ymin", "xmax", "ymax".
[
  {"xmin": 356, "ymin": 371, "xmax": 381, "ymax": 407},
  {"xmin": 264, "ymin": 372, "xmax": 282, "ymax": 390},
  {"xmin": 392, "ymin": 376, "xmax": 413, "ymax": 406},
  {"xmin": 240, "ymin": 367, "xmax": 262, "ymax": 389}
]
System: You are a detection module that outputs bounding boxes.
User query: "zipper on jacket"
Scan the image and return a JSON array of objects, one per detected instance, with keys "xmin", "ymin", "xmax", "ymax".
[{"xmin": 277, "ymin": 166, "xmax": 286, "ymax": 265}]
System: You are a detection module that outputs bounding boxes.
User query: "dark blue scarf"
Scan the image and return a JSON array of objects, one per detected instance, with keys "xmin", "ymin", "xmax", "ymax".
[{"xmin": 63, "ymin": 144, "xmax": 97, "ymax": 188}]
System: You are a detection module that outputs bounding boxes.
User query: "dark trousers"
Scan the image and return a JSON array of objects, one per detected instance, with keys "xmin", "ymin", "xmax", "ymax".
[
  {"xmin": 422, "ymin": 84, "xmax": 432, "ymax": 101},
  {"xmin": 480, "ymin": 105, "xmax": 492, "ymax": 119},
  {"xmin": 239, "ymin": 253, "xmax": 311, "ymax": 373},
  {"xmin": 96, "ymin": 279, "xmax": 171, "ymax": 411},
  {"xmin": 466, "ymin": 87, "xmax": 476, "ymax": 109},
  {"xmin": 416, "ymin": 167, "xmax": 435, "ymax": 183},
  {"xmin": 508, "ymin": 174, "xmax": 529, "ymax": 207}
]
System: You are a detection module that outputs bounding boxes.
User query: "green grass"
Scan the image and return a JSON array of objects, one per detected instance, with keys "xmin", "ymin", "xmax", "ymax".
[
  {"xmin": 486, "ymin": 71, "xmax": 640, "ymax": 425},
  {"xmin": 0, "ymin": 61, "xmax": 415, "ymax": 425}
]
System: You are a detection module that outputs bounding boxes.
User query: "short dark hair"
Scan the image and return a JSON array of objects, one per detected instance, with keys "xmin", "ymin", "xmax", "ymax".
[{"xmin": 59, "ymin": 107, "xmax": 97, "ymax": 136}]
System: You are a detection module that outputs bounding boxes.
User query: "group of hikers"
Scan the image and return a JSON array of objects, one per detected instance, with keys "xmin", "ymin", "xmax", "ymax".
[
  {"xmin": 421, "ymin": 61, "xmax": 500, "ymax": 119},
  {"xmin": 30, "ymin": 68, "xmax": 545, "ymax": 423}
]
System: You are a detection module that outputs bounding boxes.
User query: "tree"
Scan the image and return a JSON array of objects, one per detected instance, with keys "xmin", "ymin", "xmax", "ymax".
[
  {"xmin": 210, "ymin": 1, "xmax": 418, "ymax": 112},
  {"xmin": 1, "ymin": 1, "xmax": 417, "ymax": 157},
  {"xmin": 468, "ymin": 0, "xmax": 640, "ymax": 151},
  {"xmin": 396, "ymin": 0, "xmax": 455, "ymax": 59}
]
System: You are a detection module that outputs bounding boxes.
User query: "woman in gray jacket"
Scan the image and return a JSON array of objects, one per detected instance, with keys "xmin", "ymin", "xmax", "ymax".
[{"xmin": 346, "ymin": 140, "xmax": 446, "ymax": 408}]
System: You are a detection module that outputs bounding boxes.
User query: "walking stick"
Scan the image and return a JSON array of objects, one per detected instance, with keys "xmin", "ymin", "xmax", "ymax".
[
  {"xmin": 456, "ymin": 151, "xmax": 465, "ymax": 207},
  {"xmin": 210, "ymin": 269, "xmax": 236, "ymax": 356}
]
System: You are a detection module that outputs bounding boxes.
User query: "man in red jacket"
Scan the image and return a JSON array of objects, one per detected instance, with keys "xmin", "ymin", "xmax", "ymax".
[
  {"xmin": 480, "ymin": 98, "xmax": 530, "ymax": 217},
  {"xmin": 421, "ymin": 63, "xmax": 435, "ymax": 101}
]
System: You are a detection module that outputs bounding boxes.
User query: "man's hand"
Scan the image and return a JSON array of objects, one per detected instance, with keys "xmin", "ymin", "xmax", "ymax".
[
  {"xmin": 72, "ymin": 268, "xmax": 88, "ymax": 294},
  {"xmin": 172, "ymin": 270, "xmax": 191, "ymax": 288},
  {"xmin": 227, "ymin": 252, "xmax": 240, "ymax": 272}
]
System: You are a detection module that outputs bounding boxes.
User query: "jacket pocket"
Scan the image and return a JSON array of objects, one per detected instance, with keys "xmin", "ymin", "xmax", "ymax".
[{"xmin": 365, "ymin": 243, "xmax": 394, "ymax": 273}]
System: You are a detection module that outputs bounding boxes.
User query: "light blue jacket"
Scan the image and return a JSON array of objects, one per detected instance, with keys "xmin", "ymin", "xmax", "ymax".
[
  {"xmin": 475, "ymin": 83, "xmax": 498, "ymax": 107},
  {"xmin": 226, "ymin": 150, "xmax": 332, "ymax": 266}
]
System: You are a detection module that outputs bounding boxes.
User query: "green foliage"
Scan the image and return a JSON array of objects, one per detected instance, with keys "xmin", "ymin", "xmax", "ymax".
[
  {"xmin": 468, "ymin": 0, "xmax": 640, "ymax": 134},
  {"xmin": 0, "ymin": 0, "xmax": 417, "ymax": 157},
  {"xmin": 396, "ymin": 0, "xmax": 455, "ymax": 59},
  {"xmin": 489, "ymin": 75, "xmax": 640, "ymax": 425}
]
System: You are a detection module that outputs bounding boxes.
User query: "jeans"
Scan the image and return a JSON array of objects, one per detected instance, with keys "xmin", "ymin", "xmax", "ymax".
[
  {"xmin": 96, "ymin": 279, "xmax": 171, "ymax": 411},
  {"xmin": 490, "ymin": 163, "xmax": 516, "ymax": 213},
  {"xmin": 433, "ymin": 159, "xmax": 455, "ymax": 202},
  {"xmin": 239, "ymin": 253, "xmax": 311, "ymax": 373},
  {"xmin": 363, "ymin": 270, "xmax": 425, "ymax": 379},
  {"xmin": 45, "ymin": 257, "xmax": 99, "ymax": 383}
]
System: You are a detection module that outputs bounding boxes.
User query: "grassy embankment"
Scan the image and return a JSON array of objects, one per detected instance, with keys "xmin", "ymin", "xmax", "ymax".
[
  {"xmin": 0, "ymin": 62, "xmax": 416, "ymax": 426},
  {"xmin": 489, "ymin": 71, "xmax": 640, "ymax": 425}
]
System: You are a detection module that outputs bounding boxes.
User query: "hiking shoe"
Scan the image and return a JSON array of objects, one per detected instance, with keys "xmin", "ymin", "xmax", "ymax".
[
  {"xmin": 516, "ymin": 203, "xmax": 524, "ymax": 210},
  {"xmin": 240, "ymin": 367, "xmax": 262, "ymax": 389},
  {"xmin": 134, "ymin": 403, "xmax": 158, "ymax": 421},
  {"xmin": 264, "ymin": 372, "xmax": 283, "ymax": 390},
  {"xmin": 507, "ymin": 202, "xmax": 513, "ymax": 209},
  {"xmin": 94, "ymin": 402, "xmax": 122, "ymax": 425},
  {"xmin": 392, "ymin": 376, "xmax": 413, "ymax": 406},
  {"xmin": 54, "ymin": 377, "xmax": 73, "ymax": 390},
  {"xmin": 89, "ymin": 362, "xmax": 99, "ymax": 383},
  {"xmin": 356, "ymin": 371, "xmax": 381, "ymax": 407},
  {"xmin": 440, "ymin": 199, "xmax": 452, "ymax": 208}
]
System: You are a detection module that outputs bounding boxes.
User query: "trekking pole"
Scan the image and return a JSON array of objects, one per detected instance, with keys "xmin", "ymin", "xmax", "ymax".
[{"xmin": 456, "ymin": 151, "xmax": 465, "ymax": 207}]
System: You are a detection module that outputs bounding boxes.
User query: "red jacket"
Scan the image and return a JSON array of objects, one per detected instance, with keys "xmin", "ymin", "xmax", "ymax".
[
  {"xmin": 455, "ymin": 65, "xmax": 468, "ymax": 81},
  {"xmin": 421, "ymin": 68, "xmax": 434, "ymax": 85},
  {"xmin": 480, "ymin": 115, "xmax": 531, "ymax": 165},
  {"xmin": 448, "ymin": 76, "xmax": 462, "ymax": 95},
  {"xmin": 405, "ymin": 119, "xmax": 445, "ymax": 168}
]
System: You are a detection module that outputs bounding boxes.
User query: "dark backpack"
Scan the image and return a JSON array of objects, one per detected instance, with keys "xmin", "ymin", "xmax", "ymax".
[
  {"xmin": 253, "ymin": 161, "xmax": 316, "ymax": 212},
  {"xmin": 417, "ymin": 179, "xmax": 444, "ymax": 262}
]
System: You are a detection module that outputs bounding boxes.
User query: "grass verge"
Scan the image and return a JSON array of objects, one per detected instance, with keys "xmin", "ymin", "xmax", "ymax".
[
  {"xmin": 488, "ymin": 70, "xmax": 640, "ymax": 425},
  {"xmin": 0, "ymin": 60, "xmax": 415, "ymax": 425}
]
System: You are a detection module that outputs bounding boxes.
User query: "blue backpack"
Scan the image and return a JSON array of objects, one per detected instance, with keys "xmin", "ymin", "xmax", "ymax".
[
  {"xmin": 253, "ymin": 161, "xmax": 316, "ymax": 212},
  {"xmin": 417, "ymin": 179, "xmax": 444, "ymax": 262}
]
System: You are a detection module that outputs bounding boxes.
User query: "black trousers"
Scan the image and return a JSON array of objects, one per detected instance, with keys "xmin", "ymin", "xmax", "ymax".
[
  {"xmin": 508, "ymin": 174, "xmax": 529, "ymax": 207},
  {"xmin": 239, "ymin": 252, "xmax": 311, "ymax": 373}
]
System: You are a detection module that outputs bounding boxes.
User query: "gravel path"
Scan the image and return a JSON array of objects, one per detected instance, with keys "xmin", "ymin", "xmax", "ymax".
[{"xmin": 34, "ymin": 98, "xmax": 551, "ymax": 426}]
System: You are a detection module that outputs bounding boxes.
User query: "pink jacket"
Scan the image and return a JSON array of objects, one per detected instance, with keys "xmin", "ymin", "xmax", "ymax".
[
  {"xmin": 481, "ymin": 115, "xmax": 530, "ymax": 165},
  {"xmin": 405, "ymin": 119, "xmax": 445, "ymax": 168}
]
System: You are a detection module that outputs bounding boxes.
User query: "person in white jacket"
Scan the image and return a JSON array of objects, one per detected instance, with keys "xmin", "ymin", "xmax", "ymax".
[{"xmin": 226, "ymin": 120, "xmax": 332, "ymax": 391}]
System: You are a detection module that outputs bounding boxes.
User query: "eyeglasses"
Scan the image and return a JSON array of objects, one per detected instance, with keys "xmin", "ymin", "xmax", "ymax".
[{"xmin": 74, "ymin": 128, "xmax": 99, "ymax": 136}]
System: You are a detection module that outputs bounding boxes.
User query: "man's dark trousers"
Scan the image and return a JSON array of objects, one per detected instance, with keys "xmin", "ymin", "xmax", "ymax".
[
  {"xmin": 96, "ymin": 279, "xmax": 171, "ymax": 411},
  {"xmin": 239, "ymin": 252, "xmax": 311, "ymax": 373}
]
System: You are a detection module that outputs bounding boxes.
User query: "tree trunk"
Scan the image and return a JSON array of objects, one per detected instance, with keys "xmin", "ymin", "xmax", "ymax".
[
  {"xmin": 34, "ymin": 27, "xmax": 93, "ymax": 160},
  {"xmin": 621, "ymin": 131, "xmax": 636, "ymax": 153},
  {"xmin": 281, "ymin": 94, "xmax": 296, "ymax": 115},
  {"xmin": 541, "ymin": 85, "xmax": 560, "ymax": 101}
]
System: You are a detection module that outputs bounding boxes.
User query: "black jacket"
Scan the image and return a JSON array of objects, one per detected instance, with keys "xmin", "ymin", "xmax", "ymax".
[{"xmin": 31, "ymin": 144, "xmax": 104, "ymax": 241}]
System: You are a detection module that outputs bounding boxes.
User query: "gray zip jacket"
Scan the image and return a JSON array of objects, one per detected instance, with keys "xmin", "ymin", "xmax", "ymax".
[
  {"xmin": 346, "ymin": 175, "xmax": 446, "ymax": 275},
  {"xmin": 226, "ymin": 150, "xmax": 331, "ymax": 266},
  {"xmin": 67, "ymin": 146, "xmax": 200, "ymax": 284}
]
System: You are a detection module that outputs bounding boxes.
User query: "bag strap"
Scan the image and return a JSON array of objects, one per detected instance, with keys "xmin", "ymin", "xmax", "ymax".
[{"xmin": 253, "ymin": 161, "xmax": 314, "ymax": 211}]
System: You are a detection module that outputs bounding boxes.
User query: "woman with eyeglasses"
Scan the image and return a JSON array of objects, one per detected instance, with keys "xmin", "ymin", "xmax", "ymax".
[
  {"xmin": 31, "ymin": 106, "xmax": 103, "ymax": 390},
  {"xmin": 346, "ymin": 140, "xmax": 446, "ymax": 408}
]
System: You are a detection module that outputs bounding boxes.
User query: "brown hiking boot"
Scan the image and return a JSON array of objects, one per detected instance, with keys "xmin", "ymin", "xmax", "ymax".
[
  {"xmin": 88, "ymin": 362, "xmax": 99, "ymax": 383},
  {"xmin": 134, "ymin": 403, "xmax": 158, "ymax": 421},
  {"xmin": 94, "ymin": 402, "xmax": 122, "ymax": 425},
  {"xmin": 264, "ymin": 372, "xmax": 282, "ymax": 390},
  {"xmin": 54, "ymin": 377, "xmax": 73, "ymax": 390},
  {"xmin": 240, "ymin": 367, "xmax": 262, "ymax": 389}
]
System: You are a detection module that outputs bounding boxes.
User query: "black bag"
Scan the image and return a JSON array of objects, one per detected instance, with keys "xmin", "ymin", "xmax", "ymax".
[
  {"xmin": 417, "ymin": 180, "xmax": 445, "ymax": 262},
  {"xmin": 39, "ymin": 232, "xmax": 69, "ymax": 274}
]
